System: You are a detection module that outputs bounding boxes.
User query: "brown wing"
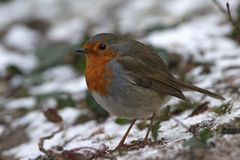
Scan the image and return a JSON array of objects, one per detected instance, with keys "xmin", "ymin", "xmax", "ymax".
[
  {"xmin": 116, "ymin": 56, "xmax": 189, "ymax": 101},
  {"xmin": 111, "ymin": 40, "xmax": 169, "ymax": 72}
]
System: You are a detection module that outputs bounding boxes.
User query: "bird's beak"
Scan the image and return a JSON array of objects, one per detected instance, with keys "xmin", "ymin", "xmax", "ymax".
[{"xmin": 75, "ymin": 48, "xmax": 89, "ymax": 55}]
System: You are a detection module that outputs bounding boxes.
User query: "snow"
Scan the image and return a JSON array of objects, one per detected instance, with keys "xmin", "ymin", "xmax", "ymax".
[
  {"xmin": 42, "ymin": 65, "xmax": 76, "ymax": 81},
  {"xmin": 3, "ymin": 25, "xmax": 40, "ymax": 51},
  {"xmin": 59, "ymin": 107, "xmax": 83, "ymax": 124},
  {"xmin": 4, "ymin": 107, "xmax": 86, "ymax": 159},
  {"xmin": 47, "ymin": 18, "xmax": 86, "ymax": 44},
  {"xmin": 28, "ymin": 65, "xmax": 87, "ymax": 96},
  {"xmin": 0, "ymin": 1, "xmax": 30, "ymax": 29},
  {"xmin": 30, "ymin": 76, "xmax": 87, "ymax": 95},
  {"xmin": 5, "ymin": 97, "xmax": 36, "ymax": 110},
  {"xmin": 146, "ymin": 14, "xmax": 232, "ymax": 57},
  {"xmin": 0, "ymin": 45, "xmax": 38, "ymax": 75},
  {"xmin": 5, "ymin": 143, "xmax": 43, "ymax": 160},
  {"xmin": 1, "ymin": 0, "xmax": 240, "ymax": 159}
]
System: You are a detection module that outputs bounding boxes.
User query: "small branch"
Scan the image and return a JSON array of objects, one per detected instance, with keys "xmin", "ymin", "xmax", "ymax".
[
  {"xmin": 226, "ymin": 2, "xmax": 234, "ymax": 23},
  {"xmin": 212, "ymin": 0, "xmax": 240, "ymax": 43},
  {"xmin": 212, "ymin": 0, "xmax": 228, "ymax": 16},
  {"xmin": 38, "ymin": 122, "xmax": 64, "ymax": 156},
  {"xmin": 63, "ymin": 144, "xmax": 109, "ymax": 159},
  {"xmin": 226, "ymin": 2, "xmax": 240, "ymax": 43},
  {"xmin": 172, "ymin": 117, "xmax": 189, "ymax": 131},
  {"xmin": 221, "ymin": 127, "xmax": 240, "ymax": 135}
]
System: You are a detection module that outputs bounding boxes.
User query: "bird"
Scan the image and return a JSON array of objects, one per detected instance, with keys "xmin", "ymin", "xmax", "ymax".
[{"xmin": 75, "ymin": 33, "xmax": 224, "ymax": 151}]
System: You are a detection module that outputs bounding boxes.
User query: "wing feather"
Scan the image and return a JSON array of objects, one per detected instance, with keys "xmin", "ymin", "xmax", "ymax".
[{"xmin": 116, "ymin": 56, "xmax": 188, "ymax": 101}]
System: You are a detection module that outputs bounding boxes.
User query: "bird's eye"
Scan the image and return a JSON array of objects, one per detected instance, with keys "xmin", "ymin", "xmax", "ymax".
[{"xmin": 99, "ymin": 43, "xmax": 107, "ymax": 50}]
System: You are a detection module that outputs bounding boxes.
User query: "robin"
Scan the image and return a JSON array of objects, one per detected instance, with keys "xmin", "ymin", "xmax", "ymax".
[{"xmin": 75, "ymin": 33, "xmax": 224, "ymax": 150}]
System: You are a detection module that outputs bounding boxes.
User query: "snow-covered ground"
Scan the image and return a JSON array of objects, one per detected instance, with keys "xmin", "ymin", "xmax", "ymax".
[{"xmin": 0, "ymin": 0, "xmax": 240, "ymax": 160}]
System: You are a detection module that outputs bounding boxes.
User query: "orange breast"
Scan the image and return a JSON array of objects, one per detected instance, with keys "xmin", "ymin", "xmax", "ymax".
[{"xmin": 85, "ymin": 51, "xmax": 115, "ymax": 96}]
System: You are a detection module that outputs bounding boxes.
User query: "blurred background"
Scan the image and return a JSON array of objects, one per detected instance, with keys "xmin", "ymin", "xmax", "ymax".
[{"xmin": 0, "ymin": 0, "xmax": 240, "ymax": 159}]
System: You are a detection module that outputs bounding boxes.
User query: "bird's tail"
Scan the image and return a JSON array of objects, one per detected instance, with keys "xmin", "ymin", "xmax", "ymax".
[{"xmin": 176, "ymin": 80, "xmax": 225, "ymax": 100}]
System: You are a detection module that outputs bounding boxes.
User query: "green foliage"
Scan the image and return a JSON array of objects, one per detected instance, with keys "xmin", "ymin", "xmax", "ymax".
[
  {"xmin": 233, "ymin": 116, "xmax": 240, "ymax": 124},
  {"xmin": 212, "ymin": 101, "xmax": 233, "ymax": 115},
  {"xmin": 115, "ymin": 118, "xmax": 130, "ymax": 125},
  {"xmin": 8, "ymin": 86, "xmax": 30, "ymax": 98},
  {"xmin": 151, "ymin": 121, "xmax": 160, "ymax": 142},
  {"xmin": 136, "ymin": 121, "xmax": 147, "ymax": 130},
  {"xmin": 34, "ymin": 44, "xmax": 74, "ymax": 72},
  {"xmin": 184, "ymin": 128, "xmax": 212, "ymax": 149},
  {"xmin": 72, "ymin": 55, "xmax": 86, "ymax": 73},
  {"xmin": 36, "ymin": 92, "xmax": 66, "ymax": 102},
  {"xmin": 55, "ymin": 94, "xmax": 76, "ymax": 108},
  {"xmin": 6, "ymin": 65, "xmax": 23, "ymax": 76},
  {"xmin": 184, "ymin": 137, "xmax": 208, "ymax": 149},
  {"xmin": 151, "ymin": 106, "xmax": 171, "ymax": 142},
  {"xmin": 237, "ymin": 5, "xmax": 240, "ymax": 22},
  {"xmin": 230, "ymin": 5, "xmax": 240, "ymax": 42},
  {"xmin": 216, "ymin": 123, "xmax": 235, "ymax": 135},
  {"xmin": 199, "ymin": 128, "xmax": 212, "ymax": 142},
  {"xmin": 27, "ymin": 72, "xmax": 45, "ymax": 85},
  {"xmin": 35, "ymin": 155, "xmax": 54, "ymax": 160},
  {"xmin": 0, "ymin": 0, "xmax": 11, "ymax": 2},
  {"xmin": 171, "ymin": 101, "xmax": 197, "ymax": 115},
  {"xmin": 216, "ymin": 117, "xmax": 240, "ymax": 135},
  {"xmin": 156, "ymin": 48, "xmax": 169, "ymax": 65},
  {"xmin": 72, "ymin": 36, "xmax": 90, "ymax": 72},
  {"xmin": 158, "ymin": 106, "xmax": 171, "ymax": 121},
  {"xmin": 35, "ymin": 92, "xmax": 75, "ymax": 108},
  {"xmin": 196, "ymin": 62, "xmax": 213, "ymax": 75},
  {"xmin": 145, "ymin": 24, "xmax": 170, "ymax": 33}
]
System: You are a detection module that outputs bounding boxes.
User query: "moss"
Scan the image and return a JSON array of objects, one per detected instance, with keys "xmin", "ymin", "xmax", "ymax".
[
  {"xmin": 171, "ymin": 101, "xmax": 197, "ymax": 115},
  {"xmin": 56, "ymin": 94, "xmax": 76, "ymax": 109},
  {"xmin": 115, "ymin": 118, "xmax": 130, "ymax": 125},
  {"xmin": 216, "ymin": 116, "xmax": 240, "ymax": 135},
  {"xmin": 230, "ymin": 5, "xmax": 240, "ymax": 42},
  {"xmin": 212, "ymin": 101, "xmax": 233, "ymax": 115},
  {"xmin": 8, "ymin": 86, "xmax": 30, "ymax": 98},
  {"xmin": 136, "ymin": 121, "xmax": 147, "ymax": 130},
  {"xmin": 184, "ymin": 127, "xmax": 213, "ymax": 149},
  {"xmin": 151, "ymin": 122, "xmax": 160, "ymax": 142},
  {"xmin": 151, "ymin": 106, "xmax": 171, "ymax": 142},
  {"xmin": 233, "ymin": 116, "xmax": 240, "ymax": 124}
]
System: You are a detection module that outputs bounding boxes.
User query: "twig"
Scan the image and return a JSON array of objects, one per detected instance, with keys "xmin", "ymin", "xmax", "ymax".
[
  {"xmin": 221, "ymin": 127, "xmax": 240, "ymax": 134},
  {"xmin": 172, "ymin": 117, "xmax": 189, "ymax": 131},
  {"xmin": 38, "ymin": 122, "xmax": 110, "ymax": 159},
  {"xmin": 212, "ymin": 0, "xmax": 228, "ymax": 16},
  {"xmin": 62, "ymin": 144, "xmax": 110, "ymax": 160},
  {"xmin": 38, "ymin": 122, "xmax": 64, "ymax": 156},
  {"xmin": 212, "ymin": 0, "xmax": 240, "ymax": 43},
  {"xmin": 172, "ymin": 117, "xmax": 205, "ymax": 136},
  {"xmin": 226, "ymin": 2, "xmax": 234, "ymax": 24},
  {"xmin": 226, "ymin": 2, "xmax": 240, "ymax": 43}
]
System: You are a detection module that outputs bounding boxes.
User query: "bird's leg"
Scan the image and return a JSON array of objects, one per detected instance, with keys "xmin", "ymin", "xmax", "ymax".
[
  {"xmin": 113, "ymin": 119, "xmax": 137, "ymax": 151},
  {"xmin": 143, "ymin": 113, "xmax": 156, "ymax": 145}
]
